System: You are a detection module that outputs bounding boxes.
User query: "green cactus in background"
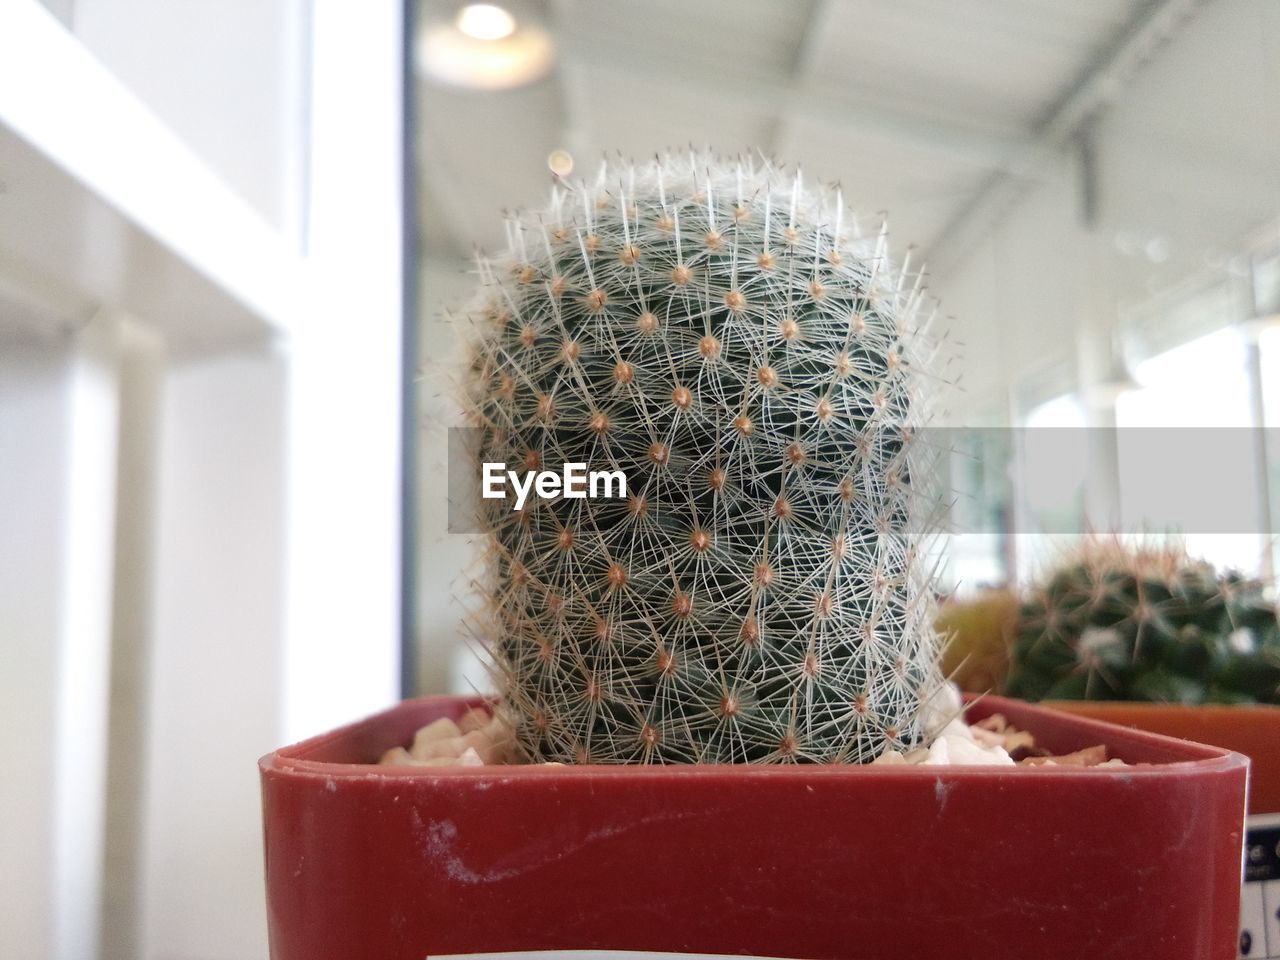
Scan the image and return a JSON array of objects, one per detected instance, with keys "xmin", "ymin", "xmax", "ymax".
[
  {"xmin": 1006, "ymin": 541, "xmax": 1280, "ymax": 704},
  {"xmin": 461, "ymin": 152, "xmax": 948, "ymax": 763}
]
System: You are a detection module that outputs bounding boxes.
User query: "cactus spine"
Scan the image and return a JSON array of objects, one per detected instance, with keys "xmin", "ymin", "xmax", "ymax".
[
  {"xmin": 1006, "ymin": 542, "xmax": 1280, "ymax": 704},
  {"xmin": 463, "ymin": 152, "xmax": 947, "ymax": 763}
]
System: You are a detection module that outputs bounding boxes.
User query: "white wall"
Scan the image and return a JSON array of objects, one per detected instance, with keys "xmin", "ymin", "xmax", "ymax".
[
  {"xmin": 139, "ymin": 350, "xmax": 287, "ymax": 960},
  {"xmin": 0, "ymin": 336, "xmax": 73, "ymax": 960},
  {"xmin": 3, "ymin": 4, "xmax": 405, "ymax": 960},
  {"xmin": 70, "ymin": 0, "xmax": 310, "ymax": 241}
]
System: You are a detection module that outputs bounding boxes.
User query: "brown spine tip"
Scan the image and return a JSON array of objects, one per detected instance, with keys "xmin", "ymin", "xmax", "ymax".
[
  {"xmin": 756, "ymin": 365, "xmax": 778, "ymax": 388},
  {"xmin": 584, "ymin": 233, "xmax": 600, "ymax": 254},
  {"xmin": 724, "ymin": 290, "xmax": 747, "ymax": 313},
  {"xmin": 757, "ymin": 251, "xmax": 776, "ymax": 271},
  {"xmin": 753, "ymin": 563, "xmax": 774, "ymax": 587},
  {"xmin": 557, "ymin": 529, "xmax": 575, "ymax": 551},
  {"xmin": 619, "ymin": 244, "xmax": 640, "ymax": 265},
  {"xmin": 647, "ymin": 442, "xmax": 669, "ymax": 466},
  {"xmin": 627, "ymin": 493, "xmax": 648, "ymax": 516},
  {"xmin": 536, "ymin": 394, "xmax": 555, "ymax": 420},
  {"xmin": 689, "ymin": 528, "xmax": 711, "ymax": 553},
  {"xmin": 656, "ymin": 649, "xmax": 677, "ymax": 676},
  {"xmin": 546, "ymin": 592, "xmax": 563, "ymax": 615},
  {"xmin": 785, "ymin": 442, "xmax": 807, "ymax": 465},
  {"xmin": 704, "ymin": 230, "xmax": 722, "ymax": 250},
  {"xmin": 831, "ymin": 536, "xmax": 847, "ymax": 562},
  {"xmin": 739, "ymin": 618, "xmax": 760, "ymax": 646},
  {"xmin": 561, "ymin": 339, "xmax": 581, "ymax": 363},
  {"xmin": 498, "ymin": 373, "xmax": 516, "ymax": 399},
  {"xmin": 733, "ymin": 415, "xmax": 754, "ymax": 437},
  {"xmin": 809, "ymin": 279, "xmax": 826, "ymax": 300},
  {"xmin": 520, "ymin": 326, "xmax": 536, "ymax": 348},
  {"xmin": 637, "ymin": 311, "xmax": 658, "ymax": 333},
  {"xmin": 834, "ymin": 351, "xmax": 851, "ymax": 376},
  {"xmin": 778, "ymin": 734, "xmax": 798, "ymax": 756},
  {"xmin": 839, "ymin": 478, "xmax": 855, "ymax": 502},
  {"xmin": 707, "ymin": 467, "xmax": 726, "ymax": 492},
  {"xmin": 585, "ymin": 288, "xmax": 607, "ymax": 312},
  {"xmin": 594, "ymin": 620, "xmax": 613, "ymax": 644},
  {"xmin": 523, "ymin": 449, "xmax": 542, "ymax": 471},
  {"xmin": 671, "ymin": 385, "xmax": 693, "ymax": 410},
  {"xmin": 671, "ymin": 264, "xmax": 693, "ymax": 287},
  {"xmin": 780, "ymin": 317, "xmax": 799, "ymax": 340},
  {"xmin": 814, "ymin": 593, "xmax": 832, "ymax": 619},
  {"xmin": 588, "ymin": 411, "xmax": 610, "ymax": 434},
  {"xmin": 550, "ymin": 275, "xmax": 567, "ymax": 298},
  {"xmin": 606, "ymin": 563, "xmax": 627, "ymax": 588},
  {"xmin": 510, "ymin": 561, "xmax": 528, "ymax": 585},
  {"xmin": 614, "ymin": 361, "xmax": 636, "ymax": 384},
  {"xmin": 803, "ymin": 651, "xmax": 821, "ymax": 676},
  {"xmin": 773, "ymin": 496, "xmax": 793, "ymax": 519},
  {"xmin": 639, "ymin": 724, "xmax": 660, "ymax": 748},
  {"xmin": 671, "ymin": 591, "xmax": 693, "ymax": 619},
  {"xmin": 719, "ymin": 694, "xmax": 740, "ymax": 717},
  {"xmin": 815, "ymin": 398, "xmax": 833, "ymax": 421},
  {"xmin": 853, "ymin": 693, "xmax": 869, "ymax": 715},
  {"xmin": 699, "ymin": 334, "xmax": 722, "ymax": 359}
]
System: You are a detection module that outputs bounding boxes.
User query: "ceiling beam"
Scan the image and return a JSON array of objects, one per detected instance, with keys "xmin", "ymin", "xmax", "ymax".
[
  {"xmin": 924, "ymin": 0, "xmax": 1208, "ymax": 279},
  {"xmin": 554, "ymin": 23, "xmax": 1037, "ymax": 174}
]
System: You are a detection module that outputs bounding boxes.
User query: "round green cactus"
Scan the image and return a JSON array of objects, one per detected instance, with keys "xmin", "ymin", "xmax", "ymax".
[
  {"xmin": 1006, "ymin": 542, "xmax": 1280, "ymax": 704},
  {"xmin": 462, "ymin": 153, "xmax": 947, "ymax": 763}
]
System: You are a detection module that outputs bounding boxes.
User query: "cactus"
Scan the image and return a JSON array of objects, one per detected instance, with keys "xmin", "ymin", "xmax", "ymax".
[
  {"xmin": 461, "ymin": 152, "xmax": 948, "ymax": 763},
  {"xmin": 1006, "ymin": 541, "xmax": 1280, "ymax": 704}
]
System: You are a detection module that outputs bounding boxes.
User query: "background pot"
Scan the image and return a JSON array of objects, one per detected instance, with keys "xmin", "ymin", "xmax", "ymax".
[
  {"xmin": 1044, "ymin": 700, "xmax": 1280, "ymax": 815},
  {"xmin": 260, "ymin": 695, "xmax": 1246, "ymax": 960}
]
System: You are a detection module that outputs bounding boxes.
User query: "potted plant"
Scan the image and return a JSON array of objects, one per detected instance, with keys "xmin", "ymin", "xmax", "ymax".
[
  {"xmin": 260, "ymin": 155, "xmax": 1247, "ymax": 959},
  {"xmin": 1003, "ymin": 539, "xmax": 1280, "ymax": 813}
]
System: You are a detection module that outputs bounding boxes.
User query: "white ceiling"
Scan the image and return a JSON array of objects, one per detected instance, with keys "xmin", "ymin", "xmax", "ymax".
[{"xmin": 415, "ymin": 0, "xmax": 1185, "ymax": 268}]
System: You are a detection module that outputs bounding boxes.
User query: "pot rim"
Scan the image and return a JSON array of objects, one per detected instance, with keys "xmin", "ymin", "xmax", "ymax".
[{"xmin": 259, "ymin": 693, "xmax": 1249, "ymax": 784}]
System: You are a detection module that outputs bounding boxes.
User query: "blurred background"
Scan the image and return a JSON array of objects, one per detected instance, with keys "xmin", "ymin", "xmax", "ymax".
[
  {"xmin": 0, "ymin": 1, "xmax": 1277, "ymax": 958},
  {"xmin": 415, "ymin": 0, "xmax": 1280, "ymax": 694}
]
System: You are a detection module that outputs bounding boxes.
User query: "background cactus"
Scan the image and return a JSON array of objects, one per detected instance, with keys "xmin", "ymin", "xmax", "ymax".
[
  {"xmin": 1005, "ymin": 541, "xmax": 1280, "ymax": 704},
  {"xmin": 462, "ymin": 152, "xmax": 949, "ymax": 763}
]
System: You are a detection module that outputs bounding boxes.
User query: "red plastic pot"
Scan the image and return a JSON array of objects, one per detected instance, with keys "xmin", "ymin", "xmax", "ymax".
[{"xmin": 259, "ymin": 695, "xmax": 1247, "ymax": 960}]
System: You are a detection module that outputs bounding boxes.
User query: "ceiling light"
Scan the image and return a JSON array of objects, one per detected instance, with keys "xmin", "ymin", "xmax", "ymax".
[
  {"xmin": 456, "ymin": 4, "xmax": 516, "ymax": 42},
  {"xmin": 418, "ymin": 7, "xmax": 554, "ymax": 91}
]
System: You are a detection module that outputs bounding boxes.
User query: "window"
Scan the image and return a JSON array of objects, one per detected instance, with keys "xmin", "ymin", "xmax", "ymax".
[{"xmin": 1114, "ymin": 326, "xmax": 1269, "ymax": 574}]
